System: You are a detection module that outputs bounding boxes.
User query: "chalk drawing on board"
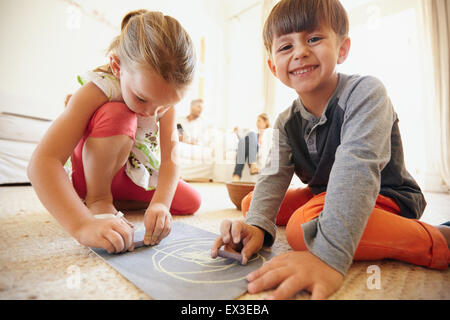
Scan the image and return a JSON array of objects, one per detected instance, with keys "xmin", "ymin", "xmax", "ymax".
[
  {"xmin": 90, "ymin": 222, "xmax": 275, "ymax": 300},
  {"xmin": 149, "ymin": 237, "xmax": 266, "ymax": 284}
]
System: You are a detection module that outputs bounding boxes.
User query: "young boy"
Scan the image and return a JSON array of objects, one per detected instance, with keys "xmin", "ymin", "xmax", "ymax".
[{"xmin": 211, "ymin": 0, "xmax": 450, "ymax": 300}]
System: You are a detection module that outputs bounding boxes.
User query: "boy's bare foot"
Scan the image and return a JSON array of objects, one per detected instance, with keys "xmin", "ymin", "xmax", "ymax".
[
  {"xmin": 436, "ymin": 224, "xmax": 450, "ymax": 249},
  {"xmin": 232, "ymin": 174, "xmax": 241, "ymax": 182}
]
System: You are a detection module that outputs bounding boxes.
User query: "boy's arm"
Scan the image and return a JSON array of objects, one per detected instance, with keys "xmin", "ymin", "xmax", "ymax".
[
  {"xmin": 302, "ymin": 77, "xmax": 395, "ymax": 275},
  {"xmin": 244, "ymin": 112, "xmax": 295, "ymax": 244}
]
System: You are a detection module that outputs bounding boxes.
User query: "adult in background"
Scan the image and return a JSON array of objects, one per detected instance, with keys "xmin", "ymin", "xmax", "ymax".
[
  {"xmin": 177, "ymin": 99, "xmax": 206, "ymax": 145},
  {"xmin": 232, "ymin": 113, "xmax": 271, "ymax": 182}
]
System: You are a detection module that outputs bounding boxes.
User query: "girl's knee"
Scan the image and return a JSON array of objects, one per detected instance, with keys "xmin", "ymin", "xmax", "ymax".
[
  {"xmin": 171, "ymin": 182, "xmax": 202, "ymax": 215},
  {"xmin": 187, "ymin": 190, "xmax": 202, "ymax": 214},
  {"xmin": 89, "ymin": 102, "xmax": 137, "ymax": 139}
]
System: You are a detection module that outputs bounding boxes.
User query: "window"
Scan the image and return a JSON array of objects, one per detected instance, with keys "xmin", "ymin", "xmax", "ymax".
[{"xmin": 272, "ymin": 0, "xmax": 427, "ymax": 182}]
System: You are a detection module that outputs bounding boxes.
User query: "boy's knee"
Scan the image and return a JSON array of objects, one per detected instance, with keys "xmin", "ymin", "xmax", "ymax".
[
  {"xmin": 286, "ymin": 207, "xmax": 308, "ymax": 251},
  {"xmin": 241, "ymin": 191, "xmax": 253, "ymax": 216}
]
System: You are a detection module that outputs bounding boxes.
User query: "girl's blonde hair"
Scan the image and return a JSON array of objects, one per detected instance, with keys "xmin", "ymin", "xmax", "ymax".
[{"xmin": 107, "ymin": 9, "xmax": 196, "ymax": 88}]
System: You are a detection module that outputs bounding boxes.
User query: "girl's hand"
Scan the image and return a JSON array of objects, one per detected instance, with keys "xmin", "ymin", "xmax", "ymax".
[
  {"xmin": 75, "ymin": 216, "xmax": 135, "ymax": 253},
  {"xmin": 144, "ymin": 203, "xmax": 172, "ymax": 245},
  {"xmin": 246, "ymin": 251, "xmax": 344, "ymax": 300},
  {"xmin": 210, "ymin": 219, "xmax": 265, "ymax": 265}
]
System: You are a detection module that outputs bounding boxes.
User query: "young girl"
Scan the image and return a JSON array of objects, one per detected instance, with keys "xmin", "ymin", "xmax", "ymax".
[{"xmin": 28, "ymin": 10, "xmax": 201, "ymax": 254}]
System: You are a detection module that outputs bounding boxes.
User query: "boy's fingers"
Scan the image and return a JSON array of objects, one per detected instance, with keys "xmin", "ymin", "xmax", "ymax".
[
  {"xmin": 310, "ymin": 284, "xmax": 330, "ymax": 300},
  {"xmin": 211, "ymin": 236, "xmax": 224, "ymax": 258},
  {"xmin": 230, "ymin": 221, "xmax": 243, "ymax": 244},
  {"xmin": 247, "ymin": 259, "xmax": 277, "ymax": 282},
  {"xmin": 248, "ymin": 266, "xmax": 291, "ymax": 294},
  {"xmin": 219, "ymin": 220, "xmax": 232, "ymax": 244},
  {"xmin": 240, "ymin": 240, "xmax": 260, "ymax": 265},
  {"xmin": 269, "ymin": 274, "xmax": 309, "ymax": 300}
]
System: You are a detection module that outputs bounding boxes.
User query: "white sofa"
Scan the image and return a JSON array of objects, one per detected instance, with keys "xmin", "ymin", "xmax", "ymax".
[
  {"xmin": 0, "ymin": 112, "xmax": 258, "ymax": 185},
  {"xmin": 0, "ymin": 112, "xmax": 53, "ymax": 184},
  {"xmin": 178, "ymin": 128, "xmax": 265, "ymax": 183}
]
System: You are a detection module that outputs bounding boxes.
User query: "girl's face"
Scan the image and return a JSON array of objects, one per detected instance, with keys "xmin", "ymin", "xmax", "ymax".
[
  {"xmin": 268, "ymin": 25, "xmax": 350, "ymax": 99},
  {"xmin": 112, "ymin": 58, "xmax": 182, "ymax": 117}
]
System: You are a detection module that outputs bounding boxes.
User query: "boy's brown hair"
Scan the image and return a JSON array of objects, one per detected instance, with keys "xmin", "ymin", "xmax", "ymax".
[{"xmin": 263, "ymin": 0, "xmax": 349, "ymax": 52}]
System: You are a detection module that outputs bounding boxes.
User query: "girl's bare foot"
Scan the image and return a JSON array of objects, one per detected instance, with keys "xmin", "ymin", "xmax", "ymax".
[{"xmin": 85, "ymin": 196, "xmax": 117, "ymax": 215}]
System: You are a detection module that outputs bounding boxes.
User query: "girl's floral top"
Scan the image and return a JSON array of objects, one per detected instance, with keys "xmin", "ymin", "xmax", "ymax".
[{"xmin": 74, "ymin": 69, "xmax": 163, "ymax": 190}]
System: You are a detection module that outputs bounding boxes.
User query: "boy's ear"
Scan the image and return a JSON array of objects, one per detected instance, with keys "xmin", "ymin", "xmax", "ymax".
[
  {"xmin": 110, "ymin": 55, "xmax": 121, "ymax": 78},
  {"xmin": 267, "ymin": 58, "xmax": 278, "ymax": 77},
  {"xmin": 337, "ymin": 37, "xmax": 351, "ymax": 64}
]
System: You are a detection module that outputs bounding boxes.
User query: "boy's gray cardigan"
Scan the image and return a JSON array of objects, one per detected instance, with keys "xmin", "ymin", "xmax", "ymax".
[{"xmin": 245, "ymin": 73, "xmax": 426, "ymax": 275}]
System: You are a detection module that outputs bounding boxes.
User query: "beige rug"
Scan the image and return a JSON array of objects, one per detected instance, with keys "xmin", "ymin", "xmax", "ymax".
[{"xmin": 0, "ymin": 183, "xmax": 449, "ymax": 300}]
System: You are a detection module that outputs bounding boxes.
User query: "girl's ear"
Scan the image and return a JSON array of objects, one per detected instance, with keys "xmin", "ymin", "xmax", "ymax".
[
  {"xmin": 110, "ymin": 55, "xmax": 121, "ymax": 78},
  {"xmin": 337, "ymin": 37, "xmax": 351, "ymax": 65}
]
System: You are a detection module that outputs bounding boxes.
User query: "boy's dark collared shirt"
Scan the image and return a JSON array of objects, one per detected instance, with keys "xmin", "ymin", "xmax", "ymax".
[{"xmin": 245, "ymin": 73, "xmax": 426, "ymax": 275}]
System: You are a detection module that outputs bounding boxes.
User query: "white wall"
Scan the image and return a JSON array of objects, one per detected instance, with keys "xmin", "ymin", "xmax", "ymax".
[
  {"xmin": 0, "ymin": 0, "xmax": 266, "ymax": 130},
  {"xmin": 0, "ymin": 0, "xmax": 117, "ymax": 119},
  {"xmin": 0, "ymin": 0, "xmax": 228, "ymax": 121}
]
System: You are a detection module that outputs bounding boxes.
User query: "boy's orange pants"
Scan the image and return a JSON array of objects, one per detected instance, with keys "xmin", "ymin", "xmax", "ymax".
[{"xmin": 242, "ymin": 187, "xmax": 449, "ymax": 270}]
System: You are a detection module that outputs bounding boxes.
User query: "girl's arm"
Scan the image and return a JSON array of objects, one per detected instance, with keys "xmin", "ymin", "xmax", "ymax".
[
  {"xmin": 28, "ymin": 82, "xmax": 108, "ymax": 235},
  {"xmin": 143, "ymin": 106, "xmax": 179, "ymax": 245},
  {"xmin": 27, "ymin": 82, "xmax": 135, "ymax": 255},
  {"xmin": 151, "ymin": 106, "xmax": 179, "ymax": 207}
]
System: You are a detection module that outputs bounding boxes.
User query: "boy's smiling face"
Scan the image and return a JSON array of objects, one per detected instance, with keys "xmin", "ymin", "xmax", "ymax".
[{"xmin": 268, "ymin": 25, "xmax": 350, "ymax": 99}]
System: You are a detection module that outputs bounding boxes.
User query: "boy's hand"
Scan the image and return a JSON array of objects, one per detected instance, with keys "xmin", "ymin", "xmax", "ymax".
[
  {"xmin": 75, "ymin": 216, "xmax": 135, "ymax": 254},
  {"xmin": 211, "ymin": 220, "xmax": 265, "ymax": 264},
  {"xmin": 144, "ymin": 203, "xmax": 172, "ymax": 246},
  {"xmin": 247, "ymin": 251, "xmax": 344, "ymax": 300}
]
